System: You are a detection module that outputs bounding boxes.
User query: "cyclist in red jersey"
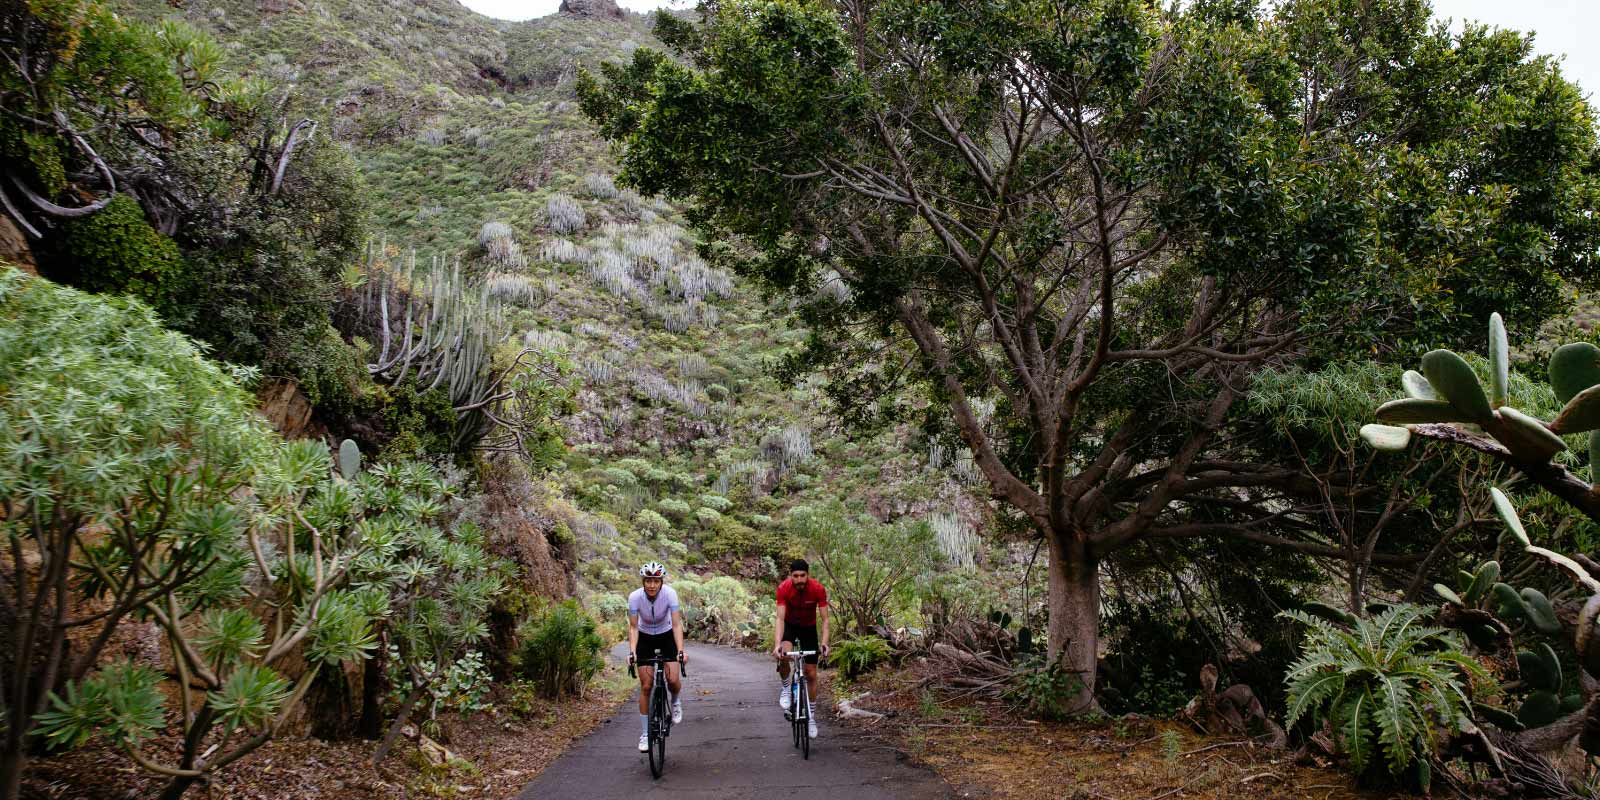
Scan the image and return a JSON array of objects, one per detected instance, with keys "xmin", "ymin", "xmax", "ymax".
[{"xmin": 772, "ymin": 558, "xmax": 829, "ymax": 739}]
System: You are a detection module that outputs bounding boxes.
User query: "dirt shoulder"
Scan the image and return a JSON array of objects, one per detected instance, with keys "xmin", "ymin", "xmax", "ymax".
[
  {"xmin": 23, "ymin": 669, "xmax": 630, "ymax": 800},
  {"xmin": 833, "ymin": 670, "xmax": 1386, "ymax": 800}
]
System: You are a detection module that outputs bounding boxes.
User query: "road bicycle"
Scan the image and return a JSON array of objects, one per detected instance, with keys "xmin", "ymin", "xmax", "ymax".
[
  {"xmin": 628, "ymin": 647, "xmax": 686, "ymax": 778},
  {"xmin": 781, "ymin": 649, "xmax": 818, "ymax": 759}
]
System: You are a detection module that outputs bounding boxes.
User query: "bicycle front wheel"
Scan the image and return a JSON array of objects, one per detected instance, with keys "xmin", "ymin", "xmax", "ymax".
[
  {"xmin": 648, "ymin": 690, "xmax": 668, "ymax": 778},
  {"xmin": 649, "ymin": 727, "xmax": 666, "ymax": 777},
  {"xmin": 798, "ymin": 682, "xmax": 811, "ymax": 759}
]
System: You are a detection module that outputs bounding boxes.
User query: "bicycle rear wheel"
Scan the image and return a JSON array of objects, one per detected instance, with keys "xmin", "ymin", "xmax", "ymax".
[{"xmin": 648, "ymin": 689, "xmax": 668, "ymax": 778}]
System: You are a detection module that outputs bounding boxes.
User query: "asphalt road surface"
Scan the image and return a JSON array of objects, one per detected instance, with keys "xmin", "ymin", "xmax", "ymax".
[{"xmin": 513, "ymin": 643, "xmax": 953, "ymax": 799}]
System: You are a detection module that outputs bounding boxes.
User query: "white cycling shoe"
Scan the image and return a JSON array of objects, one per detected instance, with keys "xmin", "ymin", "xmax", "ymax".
[
  {"xmin": 807, "ymin": 714, "xmax": 819, "ymax": 739},
  {"xmin": 778, "ymin": 683, "xmax": 792, "ymax": 711},
  {"xmin": 638, "ymin": 734, "xmax": 649, "ymax": 752},
  {"xmin": 672, "ymin": 700, "xmax": 683, "ymax": 724}
]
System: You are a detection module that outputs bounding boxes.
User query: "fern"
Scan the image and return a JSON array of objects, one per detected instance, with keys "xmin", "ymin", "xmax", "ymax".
[{"xmin": 1282, "ymin": 604, "xmax": 1489, "ymax": 784}]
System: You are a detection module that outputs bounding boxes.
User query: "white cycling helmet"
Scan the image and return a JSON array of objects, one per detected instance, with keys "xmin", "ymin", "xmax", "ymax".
[{"xmin": 639, "ymin": 561, "xmax": 667, "ymax": 578}]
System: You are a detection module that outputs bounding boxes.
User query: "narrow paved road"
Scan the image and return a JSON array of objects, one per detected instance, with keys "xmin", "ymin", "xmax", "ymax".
[{"xmin": 514, "ymin": 644, "xmax": 952, "ymax": 799}]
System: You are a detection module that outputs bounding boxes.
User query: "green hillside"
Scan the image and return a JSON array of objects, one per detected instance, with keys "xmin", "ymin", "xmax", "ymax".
[{"xmin": 106, "ymin": 0, "xmax": 996, "ymax": 613}]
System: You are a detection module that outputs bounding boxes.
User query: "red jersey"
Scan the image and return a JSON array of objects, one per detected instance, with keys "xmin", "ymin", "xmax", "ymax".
[{"xmin": 776, "ymin": 578, "xmax": 828, "ymax": 626}]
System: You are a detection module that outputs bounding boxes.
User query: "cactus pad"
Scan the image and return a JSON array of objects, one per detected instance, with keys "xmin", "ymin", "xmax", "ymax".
[
  {"xmin": 1525, "ymin": 545, "xmax": 1600, "ymax": 593},
  {"xmin": 1519, "ymin": 690, "xmax": 1563, "ymax": 728},
  {"xmin": 1491, "ymin": 487, "xmax": 1530, "ymax": 547},
  {"xmin": 1518, "ymin": 644, "xmax": 1563, "ymax": 691},
  {"xmin": 1300, "ymin": 601, "xmax": 1357, "ymax": 628},
  {"xmin": 1492, "ymin": 582, "xmax": 1526, "ymax": 621},
  {"xmin": 1421, "ymin": 348, "xmax": 1493, "ymax": 422},
  {"xmin": 1463, "ymin": 561, "xmax": 1499, "ymax": 605},
  {"xmin": 1473, "ymin": 702, "xmax": 1524, "ymax": 732},
  {"xmin": 1375, "ymin": 398, "xmax": 1467, "ymax": 424},
  {"xmin": 1433, "ymin": 583, "xmax": 1464, "ymax": 606},
  {"xmin": 338, "ymin": 438, "xmax": 361, "ymax": 481},
  {"xmin": 1550, "ymin": 384, "xmax": 1600, "ymax": 435},
  {"xmin": 1549, "ymin": 341, "xmax": 1600, "ymax": 404},
  {"xmin": 1491, "ymin": 407, "xmax": 1568, "ymax": 462},
  {"xmin": 1489, "ymin": 313, "xmax": 1509, "ymax": 407},
  {"xmin": 1359, "ymin": 424, "xmax": 1411, "ymax": 451},
  {"xmin": 1522, "ymin": 588, "xmax": 1562, "ymax": 635},
  {"xmin": 1402, "ymin": 370, "xmax": 1438, "ymax": 400}
]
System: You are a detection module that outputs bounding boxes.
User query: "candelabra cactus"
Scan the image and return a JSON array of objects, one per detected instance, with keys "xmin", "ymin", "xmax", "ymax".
[
  {"xmin": 359, "ymin": 248, "xmax": 505, "ymax": 414},
  {"xmin": 1434, "ymin": 560, "xmax": 1562, "ymax": 644},
  {"xmin": 356, "ymin": 246, "xmax": 567, "ymax": 457}
]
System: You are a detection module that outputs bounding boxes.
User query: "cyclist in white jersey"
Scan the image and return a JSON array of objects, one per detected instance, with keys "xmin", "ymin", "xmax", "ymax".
[{"xmin": 627, "ymin": 562, "xmax": 686, "ymax": 752}]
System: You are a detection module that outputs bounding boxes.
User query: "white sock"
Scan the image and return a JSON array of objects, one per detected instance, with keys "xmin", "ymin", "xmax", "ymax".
[{"xmin": 640, "ymin": 713, "xmax": 649, "ymax": 735}]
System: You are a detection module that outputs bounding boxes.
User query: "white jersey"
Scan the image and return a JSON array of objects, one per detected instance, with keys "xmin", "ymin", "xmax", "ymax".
[{"xmin": 628, "ymin": 586, "xmax": 680, "ymax": 635}]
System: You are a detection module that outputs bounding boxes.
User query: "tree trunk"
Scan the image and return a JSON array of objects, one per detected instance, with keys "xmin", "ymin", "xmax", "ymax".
[
  {"xmin": 157, "ymin": 775, "xmax": 199, "ymax": 800},
  {"xmin": 372, "ymin": 686, "xmax": 425, "ymax": 766},
  {"xmin": 1, "ymin": 747, "xmax": 25, "ymax": 800},
  {"xmin": 1045, "ymin": 531, "xmax": 1101, "ymax": 715},
  {"xmin": 358, "ymin": 652, "xmax": 385, "ymax": 739}
]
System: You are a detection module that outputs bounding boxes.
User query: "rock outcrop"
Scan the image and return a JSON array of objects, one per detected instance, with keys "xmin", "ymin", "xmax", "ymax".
[
  {"xmin": 256, "ymin": 378, "xmax": 326, "ymax": 440},
  {"xmin": 559, "ymin": 0, "xmax": 625, "ymax": 20},
  {"xmin": 0, "ymin": 214, "xmax": 37, "ymax": 275}
]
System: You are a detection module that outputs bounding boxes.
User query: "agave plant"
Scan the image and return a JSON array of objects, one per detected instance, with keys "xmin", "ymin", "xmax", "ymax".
[{"xmin": 1283, "ymin": 604, "xmax": 1488, "ymax": 788}]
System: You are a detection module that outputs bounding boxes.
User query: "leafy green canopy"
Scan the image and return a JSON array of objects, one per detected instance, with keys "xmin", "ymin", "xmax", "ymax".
[
  {"xmin": 584, "ymin": 0, "xmax": 1600, "ymax": 372},
  {"xmin": 789, "ymin": 500, "xmax": 936, "ymax": 635}
]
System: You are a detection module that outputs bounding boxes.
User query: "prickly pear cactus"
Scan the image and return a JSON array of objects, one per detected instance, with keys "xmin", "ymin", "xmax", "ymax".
[
  {"xmin": 337, "ymin": 438, "xmax": 361, "ymax": 481},
  {"xmin": 1445, "ymin": 489, "xmax": 1600, "ymax": 748},
  {"xmin": 1359, "ymin": 312, "xmax": 1600, "ymax": 475}
]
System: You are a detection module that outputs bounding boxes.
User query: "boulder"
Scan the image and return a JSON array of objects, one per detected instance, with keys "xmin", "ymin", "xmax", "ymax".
[{"xmin": 559, "ymin": 0, "xmax": 625, "ymax": 20}]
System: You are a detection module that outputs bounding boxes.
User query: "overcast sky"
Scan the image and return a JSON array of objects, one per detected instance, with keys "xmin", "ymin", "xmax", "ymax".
[{"xmin": 459, "ymin": 0, "xmax": 1596, "ymax": 96}]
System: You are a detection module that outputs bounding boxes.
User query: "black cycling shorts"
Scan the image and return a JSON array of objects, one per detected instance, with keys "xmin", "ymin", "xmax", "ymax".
[
  {"xmin": 635, "ymin": 630, "xmax": 679, "ymax": 665},
  {"xmin": 782, "ymin": 623, "xmax": 820, "ymax": 664}
]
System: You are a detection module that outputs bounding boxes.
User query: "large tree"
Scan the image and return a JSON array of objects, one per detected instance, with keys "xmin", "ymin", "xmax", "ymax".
[{"xmin": 580, "ymin": 0, "xmax": 1600, "ymax": 710}]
